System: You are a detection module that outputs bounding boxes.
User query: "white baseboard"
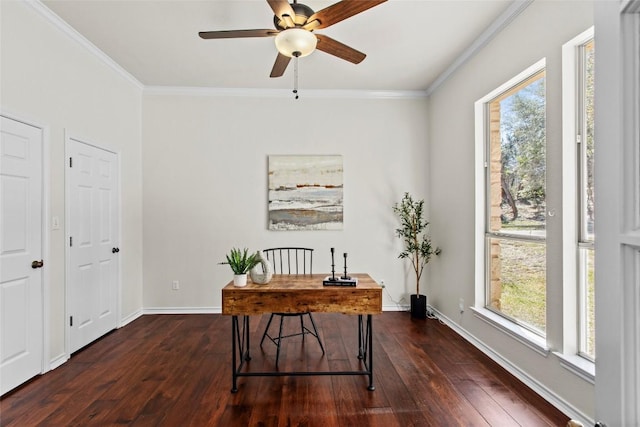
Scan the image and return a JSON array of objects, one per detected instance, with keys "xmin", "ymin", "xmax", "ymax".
[
  {"xmin": 48, "ymin": 353, "xmax": 68, "ymax": 371},
  {"xmin": 120, "ymin": 309, "xmax": 143, "ymax": 327},
  {"xmin": 143, "ymin": 307, "xmax": 221, "ymax": 315},
  {"xmin": 382, "ymin": 304, "xmax": 409, "ymax": 312}
]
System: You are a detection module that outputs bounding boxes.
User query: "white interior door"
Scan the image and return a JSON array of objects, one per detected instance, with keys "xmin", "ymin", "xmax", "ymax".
[
  {"xmin": 0, "ymin": 116, "xmax": 44, "ymax": 395},
  {"xmin": 67, "ymin": 137, "xmax": 119, "ymax": 353}
]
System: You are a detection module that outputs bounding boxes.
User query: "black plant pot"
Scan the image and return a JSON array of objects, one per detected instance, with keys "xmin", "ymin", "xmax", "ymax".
[{"xmin": 410, "ymin": 294, "xmax": 427, "ymax": 319}]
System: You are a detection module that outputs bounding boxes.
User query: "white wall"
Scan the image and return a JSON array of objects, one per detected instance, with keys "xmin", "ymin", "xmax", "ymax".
[
  {"xmin": 0, "ymin": 2, "xmax": 143, "ymax": 362},
  {"xmin": 141, "ymin": 94, "xmax": 430, "ymax": 310},
  {"xmin": 427, "ymin": 0, "xmax": 594, "ymax": 420}
]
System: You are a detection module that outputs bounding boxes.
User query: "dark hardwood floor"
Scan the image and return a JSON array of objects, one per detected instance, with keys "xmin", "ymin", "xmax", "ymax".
[{"xmin": 0, "ymin": 312, "xmax": 569, "ymax": 426}]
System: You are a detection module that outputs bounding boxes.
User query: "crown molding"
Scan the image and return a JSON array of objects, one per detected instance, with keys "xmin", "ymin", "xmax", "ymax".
[
  {"xmin": 24, "ymin": 0, "xmax": 144, "ymax": 91},
  {"xmin": 144, "ymin": 86, "xmax": 428, "ymax": 99},
  {"xmin": 425, "ymin": 0, "xmax": 534, "ymax": 96},
  {"xmin": 622, "ymin": 0, "xmax": 640, "ymax": 13}
]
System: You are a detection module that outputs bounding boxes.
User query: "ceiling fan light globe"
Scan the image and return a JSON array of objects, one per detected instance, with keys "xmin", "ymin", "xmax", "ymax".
[{"xmin": 274, "ymin": 28, "xmax": 317, "ymax": 58}]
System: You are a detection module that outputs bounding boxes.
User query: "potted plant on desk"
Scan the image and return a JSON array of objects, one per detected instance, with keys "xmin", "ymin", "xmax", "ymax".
[
  {"xmin": 393, "ymin": 192, "xmax": 441, "ymax": 318},
  {"xmin": 221, "ymin": 248, "xmax": 260, "ymax": 287}
]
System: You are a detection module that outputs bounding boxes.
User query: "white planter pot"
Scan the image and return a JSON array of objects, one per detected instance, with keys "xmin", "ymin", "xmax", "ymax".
[{"xmin": 233, "ymin": 274, "xmax": 248, "ymax": 287}]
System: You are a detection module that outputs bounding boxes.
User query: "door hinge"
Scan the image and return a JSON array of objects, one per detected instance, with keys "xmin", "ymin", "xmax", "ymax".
[
  {"xmin": 576, "ymin": 134, "xmax": 582, "ymax": 144},
  {"xmin": 69, "ymin": 157, "xmax": 73, "ymax": 167},
  {"xmin": 70, "ymin": 236, "xmax": 73, "ymax": 247},
  {"xmin": 70, "ymin": 316, "xmax": 73, "ymax": 327}
]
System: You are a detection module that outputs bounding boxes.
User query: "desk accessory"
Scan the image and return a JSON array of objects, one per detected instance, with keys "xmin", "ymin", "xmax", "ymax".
[
  {"xmin": 249, "ymin": 250, "xmax": 273, "ymax": 284},
  {"xmin": 323, "ymin": 247, "xmax": 357, "ymax": 286}
]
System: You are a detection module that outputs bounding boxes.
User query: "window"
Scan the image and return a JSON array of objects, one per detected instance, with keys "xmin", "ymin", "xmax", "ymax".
[
  {"xmin": 483, "ymin": 65, "xmax": 547, "ymax": 335},
  {"xmin": 562, "ymin": 28, "xmax": 595, "ymax": 368},
  {"xmin": 576, "ymin": 37, "xmax": 595, "ymax": 360},
  {"xmin": 473, "ymin": 30, "xmax": 596, "ymax": 379}
]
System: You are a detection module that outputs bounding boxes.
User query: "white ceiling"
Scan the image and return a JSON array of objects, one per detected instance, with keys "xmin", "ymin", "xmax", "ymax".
[{"xmin": 41, "ymin": 0, "xmax": 514, "ymax": 92}]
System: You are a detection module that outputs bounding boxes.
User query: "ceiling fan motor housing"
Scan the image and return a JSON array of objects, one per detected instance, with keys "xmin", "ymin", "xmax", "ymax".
[{"xmin": 273, "ymin": 3, "xmax": 315, "ymax": 30}]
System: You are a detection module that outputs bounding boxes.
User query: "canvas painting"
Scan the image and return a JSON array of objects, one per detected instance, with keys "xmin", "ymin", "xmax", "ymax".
[{"xmin": 268, "ymin": 155, "xmax": 343, "ymax": 230}]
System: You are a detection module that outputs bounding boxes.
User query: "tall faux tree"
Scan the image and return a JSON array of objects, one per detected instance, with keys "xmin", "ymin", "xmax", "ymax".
[{"xmin": 393, "ymin": 193, "xmax": 440, "ymax": 296}]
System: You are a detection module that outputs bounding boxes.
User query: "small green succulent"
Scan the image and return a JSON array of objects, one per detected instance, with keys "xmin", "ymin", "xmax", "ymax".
[{"xmin": 221, "ymin": 248, "xmax": 260, "ymax": 275}]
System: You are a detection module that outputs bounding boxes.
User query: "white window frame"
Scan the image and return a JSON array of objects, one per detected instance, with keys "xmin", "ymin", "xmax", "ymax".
[
  {"xmin": 473, "ymin": 58, "xmax": 549, "ymax": 354},
  {"xmin": 557, "ymin": 27, "xmax": 596, "ymax": 380}
]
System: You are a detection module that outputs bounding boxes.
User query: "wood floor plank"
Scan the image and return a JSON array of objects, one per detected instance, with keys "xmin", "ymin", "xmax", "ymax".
[
  {"xmin": 0, "ymin": 312, "xmax": 570, "ymax": 426},
  {"xmin": 453, "ymin": 378, "xmax": 520, "ymax": 426}
]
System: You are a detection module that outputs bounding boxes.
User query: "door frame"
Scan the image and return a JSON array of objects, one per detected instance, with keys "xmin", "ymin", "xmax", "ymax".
[
  {"xmin": 64, "ymin": 131, "xmax": 122, "ymax": 356},
  {"xmin": 1, "ymin": 110, "xmax": 51, "ymax": 375}
]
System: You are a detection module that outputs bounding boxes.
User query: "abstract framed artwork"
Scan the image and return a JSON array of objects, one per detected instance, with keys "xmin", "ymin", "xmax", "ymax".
[{"xmin": 268, "ymin": 155, "xmax": 343, "ymax": 230}]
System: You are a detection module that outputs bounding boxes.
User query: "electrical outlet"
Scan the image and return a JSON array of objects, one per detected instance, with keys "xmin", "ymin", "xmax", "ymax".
[
  {"xmin": 172, "ymin": 280, "xmax": 180, "ymax": 290},
  {"xmin": 459, "ymin": 298, "xmax": 464, "ymax": 313},
  {"xmin": 380, "ymin": 279, "xmax": 385, "ymax": 288}
]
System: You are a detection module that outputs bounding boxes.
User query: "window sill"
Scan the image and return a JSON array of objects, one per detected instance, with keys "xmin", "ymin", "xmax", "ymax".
[
  {"xmin": 471, "ymin": 307, "xmax": 550, "ymax": 356},
  {"xmin": 553, "ymin": 351, "xmax": 595, "ymax": 384}
]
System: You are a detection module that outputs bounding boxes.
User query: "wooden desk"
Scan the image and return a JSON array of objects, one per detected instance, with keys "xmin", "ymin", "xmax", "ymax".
[{"xmin": 222, "ymin": 273, "xmax": 382, "ymax": 392}]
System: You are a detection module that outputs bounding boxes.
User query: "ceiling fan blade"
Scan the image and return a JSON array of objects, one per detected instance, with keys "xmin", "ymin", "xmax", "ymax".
[
  {"xmin": 270, "ymin": 53, "xmax": 291, "ymax": 77},
  {"xmin": 267, "ymin": 0, "xmax": 296, "ymax": 21},
  {"xmin": 315, "ymin": 34, "xmax": 366, "ymax": 64},
  {"xmin": 199, "ymin": 29, "xmax": 277, "ymax": 39},
  {"xmin": 305, "ymin": 0, "xmax": 387, "ymax": 30}
]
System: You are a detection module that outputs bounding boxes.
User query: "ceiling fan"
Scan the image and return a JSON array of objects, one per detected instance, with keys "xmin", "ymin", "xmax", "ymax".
[{"xmin": 199, "ymin": 0, "xmax": 387, "ymax": 78}]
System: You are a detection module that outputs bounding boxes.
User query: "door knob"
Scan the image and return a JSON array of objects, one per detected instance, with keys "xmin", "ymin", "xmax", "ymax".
[
  {"xmin": 31, "ymin": 260, "xmax": 44, "ymax": 269},
  {"xmin": 112, "ymin": 247, "xmax": 120, "ymax": 253}
]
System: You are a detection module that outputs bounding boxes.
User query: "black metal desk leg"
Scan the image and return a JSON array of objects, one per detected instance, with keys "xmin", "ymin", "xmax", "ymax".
[
  {"xmin": 243, "ymin": 316, "xmax": 251, "ymax": 361},
  {"xmin": 367, "ymin": 314, "xmax": 375, "ymax": 391},
  {"xmin": 231, "ymin": 315, "xmax": 238, "ymax": 393},
  {"xmin": 357, "ymin": 315, "xmax": 364, "ymax": 359},
  {"xmin": 231, "ymin": 315, "xmax": 252, "ymax": 393}
]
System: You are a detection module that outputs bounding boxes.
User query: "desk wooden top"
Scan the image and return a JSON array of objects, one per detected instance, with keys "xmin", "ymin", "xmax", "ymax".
[{"xmin": 222, "ymin": 273, "xmax": 382, "ymax": 315}]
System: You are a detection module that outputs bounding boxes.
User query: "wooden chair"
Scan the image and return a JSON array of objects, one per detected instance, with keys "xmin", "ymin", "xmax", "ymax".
[{"xmin": 259, "ymin": 247, "xmax": 325, "ymax": 368}]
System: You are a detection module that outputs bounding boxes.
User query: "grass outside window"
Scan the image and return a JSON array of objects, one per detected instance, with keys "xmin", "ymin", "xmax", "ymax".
[{"xmin": 488, "ymin": 238, "xmax": 546, "ymax": 334}]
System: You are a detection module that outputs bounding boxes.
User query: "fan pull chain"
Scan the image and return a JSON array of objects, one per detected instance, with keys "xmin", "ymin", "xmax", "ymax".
[{"xmin": 293, "ymin": 53, "xmax": 300, "ymax": 99}]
